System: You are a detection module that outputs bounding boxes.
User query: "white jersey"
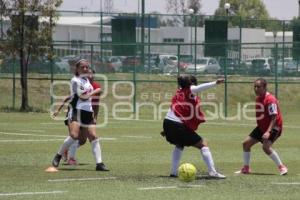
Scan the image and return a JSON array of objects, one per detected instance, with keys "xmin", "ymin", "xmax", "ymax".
[{"xmin": 71, "ymin": 76, "xmax": 93, "ymax": 112}]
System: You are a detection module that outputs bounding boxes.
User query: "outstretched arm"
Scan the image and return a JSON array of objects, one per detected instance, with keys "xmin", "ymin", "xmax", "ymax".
[{"xmin": 191, "ymin": 78, "xmax": 224, "ymax": 93}]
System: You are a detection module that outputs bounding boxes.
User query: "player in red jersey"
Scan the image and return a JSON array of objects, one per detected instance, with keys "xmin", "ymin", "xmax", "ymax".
[
  {"xmin": 161, "ymin": 74, "xmax": 226, "ymax": 179},
  {"xmin": 236, "ymin": 78, "xmax": 288, "ymax": 175}
]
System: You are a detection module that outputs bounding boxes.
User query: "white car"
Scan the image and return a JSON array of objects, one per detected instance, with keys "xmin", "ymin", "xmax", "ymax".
[
  {"xmin": 186, "ymin": 57, "xmax": 220, "ymax": 74},
  {"xmin": 106, "ymin": 56, "xmax": 123, "ymax": 72},
  {"xmin": 284, "ymin": 60, "xmax": 298, "ymax": 74}
]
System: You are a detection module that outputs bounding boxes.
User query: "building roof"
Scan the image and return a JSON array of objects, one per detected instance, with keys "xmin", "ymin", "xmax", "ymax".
[{"xmin": 56, "ymin": 16, "xmax": 112, "ymax": 25}]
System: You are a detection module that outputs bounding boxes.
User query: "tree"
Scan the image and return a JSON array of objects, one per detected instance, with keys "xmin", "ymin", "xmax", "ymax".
[
  {"xmin": 165, "ymin": 0, "xmax": 202, "ymax": 26},
  {"xmin": 214, "ymin": 0, "xmax": 270, "ymax": 28},
  {"xmin": 166, "ymin": 0, "xmax": 202, "ymax": 14},
  {"xmin": 188, "ymin": 0, "xmax": 202, "ymax": 15},
  {"xmin": 0, "ymin": 0, "xmax": 7, "ymax": 39},
  {"xmin": 3, "ymin": 0, "xmax": 62, "ymax": 111}
]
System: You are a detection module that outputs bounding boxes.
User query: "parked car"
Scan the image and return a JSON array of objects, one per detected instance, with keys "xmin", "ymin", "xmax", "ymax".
[
  {"xmin": 106, "ymin": 56, "xmax": 123, "ymax": 72},
  {"xmin": 54, "ymin": 55, "xmax": 76, "ymax": 73},
  {"xmin": 121, "ymin": 56, "xmax": 142, "ymax": 72},
  {"xmin": 250, "ymin": 57, "xmax": 273, "ymax": 75},
  {"xmin": 185, "ymin": 57, "xmax": 220, "ymax": 74},
  {"xmin": 144, "ymin": 57, "xmax": 160, "ymax": 73},
  {"xmin": 219, "ymin": 58, "xmax": 239, "ymax": 74},
  {"xmin": 284, "ymin": 61, "xmax": 298, "ymax": 74}
]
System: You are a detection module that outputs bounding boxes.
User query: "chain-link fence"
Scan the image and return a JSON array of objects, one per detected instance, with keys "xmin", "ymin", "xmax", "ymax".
[{"xmin": 1, "ymin": 11, "xmax": 300, "ymax": 116}]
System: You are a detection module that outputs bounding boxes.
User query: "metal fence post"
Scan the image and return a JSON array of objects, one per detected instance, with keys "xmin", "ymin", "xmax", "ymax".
[
  {"xmin": 224, "ymin": 42, "xmax": 228, "ymax": 118},
  {"xmin": 177, "ymin": 44, "xmax": 180, "ymax": 77},
  {"xmin": 50, "ymin": 45, "xmax": 54, "ymax": 105},
  {"xmin": 90, "ymin": 44, "xmax": 94, "ymax": 70},
  {"xmin": 12, "ymin": 58, "xmax": 16, "ymax": 109},
  {"xmin": 194, "ymin": 15, "xmax": 197, "ymax": 65},
  {"xmin": 100, "ymin": 11, "xmax": 103, "ymax": 59},
  {"xmin": 239, "ymin": 16, "xmax": 242, "ymax": 69},
  {"xmin": 275, "ymin": 43, "xmax": 278, "ymax": 98},
  {"xmin": 133, "ymin": 52, "xmax": 137, "ymax": 113},
  {"xmin": 147, "ymin": 14, "xmax": 151, "ymax": 73}
]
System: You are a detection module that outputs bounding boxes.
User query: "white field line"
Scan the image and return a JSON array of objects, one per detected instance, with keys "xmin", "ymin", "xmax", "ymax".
[
  {"xmin": 19, "ymin": 129, "xmax": 45, "ymax": 133},
  {"xmin": 0, "ymin": 139, "xmax": 63, "ymax": 142},
  {"xmin": 0, "ymin": 131, "xmax": 116, "ymax": 141},
  {"xmin": 271, "ymin": 182, "xmax": 300, "ymax": 185},
  {"xmin": 40, "ymin": 122, "xmax": 62, "ymax": 125},
  {"xmin": 48, "ymin": 177, "xmax": 116, "ymax": 182},
  {"xmin": 138, "ymin": 184, "xmax": 204, "ymax": 190},
  {"xmin": 0, "ymin": 131, "xmax": 66, "ymax": 138},
  {"xmin": 207, "ymin": 122, "xmax": 300, "ymax": 129},
  {"xmin": 106, "ymin": 118, "xmax": 300, "ymax": 129},
  {"xmin": 121, "ymin": 135, "xmax": 152, "ymax": 139},
  {"xmin": 43, "ymin": 117, "xmax": 300, "ymax": 129},
  {"xmin": 0, "ymin": 190, "xmax": 67, "ymax": 196},
  {"xmin": 101, "ymin": 137, "xmax": 117, "ymax": 140}
]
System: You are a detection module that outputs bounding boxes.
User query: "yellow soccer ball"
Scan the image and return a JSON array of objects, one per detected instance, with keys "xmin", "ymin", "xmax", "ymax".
[{"xmin": 178, "ymin": 163, "xmax": 197, "ymax": 182}]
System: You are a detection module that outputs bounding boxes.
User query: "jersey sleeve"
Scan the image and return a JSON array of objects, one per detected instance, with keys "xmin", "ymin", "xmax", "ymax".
[
  {"xmin": 267, "ymin": 103, "xmax": 278, "ymax": 115},
  {"xmin": 71, "ymin": 79, "xmax": 87, "ymax": 96},
  {"xmin": 266, "ymin": 96, "xmax": 278, "ymax": 115},
  {"xmin": 190, "ymin": 81, "xmax": 217, "ymax": 94}
]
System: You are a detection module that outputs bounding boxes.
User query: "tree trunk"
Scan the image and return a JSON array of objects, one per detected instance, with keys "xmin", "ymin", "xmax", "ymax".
[
  {"xmin": 20, "ymin": 54, "xmax": 29, "ymax": 111},
  {"xmin": 19, "ymin": 10, "xmax": 29, "ymax": 111}
]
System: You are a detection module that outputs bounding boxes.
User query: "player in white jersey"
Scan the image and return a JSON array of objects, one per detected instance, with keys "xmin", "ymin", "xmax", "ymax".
[{"xmin": 51, "ymin": 59, "xmax": 108, "ymax": 171}]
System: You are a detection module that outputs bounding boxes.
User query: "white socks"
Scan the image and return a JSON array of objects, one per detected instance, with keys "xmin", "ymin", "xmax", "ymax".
[
  {"xmin": 68, "ymin": 140, "xmax": 79, "ymax": 159},
  {"xmin": 243, "ymin": 150, "xmax": 282, "ymax": 167},
  {"xmin": 243, "ymin": 151, "xmax": 251, "ymax": 166},
  {"xmin": 58, "ymin": 136, "xmax": 76, "ymax": 155},
  {"xmin": 269, "ymin": 150, "xmax": 283, "ymax": 166},
  {"xmin": 200, "ymin": 146, "xmax": 216, "ymax": 173},
  {"xmin": 171, "ymin": 146, "xmax": 183, "ymax": 175},
  {"xmin": 91, "ymin": 138, "xmax": 102, "ymax": 164}
]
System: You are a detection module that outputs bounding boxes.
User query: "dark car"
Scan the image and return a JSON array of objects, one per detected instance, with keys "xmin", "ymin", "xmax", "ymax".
[
  {"xmin": 121, "ymin": 56, "xmax": 142, "ymax": 72},
  {"xmin": 250, "ymin": 58, "xmax": 273, "ymax": 75},
  {"xmin": 219, "ymin": 58, "xmax": 239, "ymax": 74}
]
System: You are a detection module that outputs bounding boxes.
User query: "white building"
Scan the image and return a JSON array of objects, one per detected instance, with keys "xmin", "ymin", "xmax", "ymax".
[{"xmin": 1, "ymin": 16, "xmax": 294, "ymax": 59}]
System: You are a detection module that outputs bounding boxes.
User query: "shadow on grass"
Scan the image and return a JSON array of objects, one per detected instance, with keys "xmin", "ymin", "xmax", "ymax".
[
  {"xmin": 248, "ymin": 172, "xmax": 276, "ymax": 176},
  {"xmin": 157, "ymin": 175, "xmax": 226, "ymax": 181},
  {"xmin": 62, "ymin": 163, "xmax": 90, "ymax": 166}
]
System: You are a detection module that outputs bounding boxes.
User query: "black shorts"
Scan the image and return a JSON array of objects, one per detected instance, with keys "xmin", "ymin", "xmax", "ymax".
[
  {"xmin": 163, "ymin": 119, "xmax": 202, "ymax": 148},
  {"xmin": 249, "ymin": 126, "xmax": 281, "ymax": 143},
  {"xmin": 71, "ymin": 109, "xmax": 94, "ymax": 126}
]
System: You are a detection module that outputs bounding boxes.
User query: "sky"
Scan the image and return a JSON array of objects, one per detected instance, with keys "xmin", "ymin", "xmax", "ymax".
[{"xmin": 59, "ymin": 0, "xmax": 299, "ymax": 20}]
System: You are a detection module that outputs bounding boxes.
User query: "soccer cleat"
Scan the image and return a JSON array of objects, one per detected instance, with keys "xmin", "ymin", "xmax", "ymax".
[
  {"xmin": 235, "ymin": 165, "xmax": 251, "ymax": 174},
  {"xmin": 278, "ymin": 164, "xmax": 288, "ymax": 176},
  {"xmin": 208, "ymin": 171, "xmax": 226, "ymax": 179},
  {"xmin": 52, "ymin": 153, "xmax": 62, "ymax": 168},
  {"xmin": 96, "ymin": 163, "xmax": 109, "ymax": 171},
  {"xmin": 169, "ymin": 174, "xmax": 178, "ymax": 178},
  {"xmin": 67, "ymin": 158, "xmax": 77, "ymax": 165}
]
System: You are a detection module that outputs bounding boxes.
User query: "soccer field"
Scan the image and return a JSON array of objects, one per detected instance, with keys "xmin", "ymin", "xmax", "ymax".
[{"xmin": 0, "ymin": 112, "xmax": 299, "ymax": 200}]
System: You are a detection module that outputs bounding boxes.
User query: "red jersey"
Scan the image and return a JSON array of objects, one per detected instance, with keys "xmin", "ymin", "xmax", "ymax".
[
  {"xmin": 91, "ymin": 81, "xmax": 101, "ymax": 108},
  {"xmin": 256, "ymin": 92, "xmax": 283, "ymax": 133},
  {"xmin": 171, "ymin": 88, "xmax": 205, "ymax": 131}
]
